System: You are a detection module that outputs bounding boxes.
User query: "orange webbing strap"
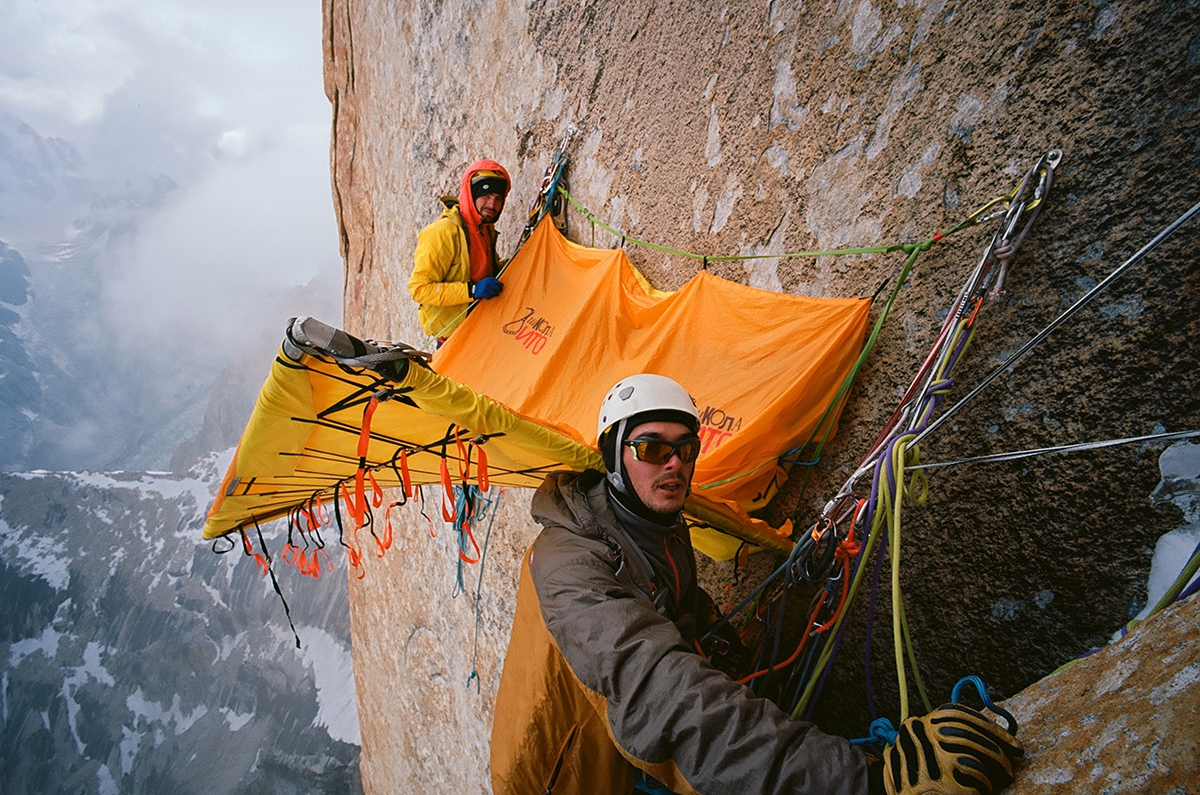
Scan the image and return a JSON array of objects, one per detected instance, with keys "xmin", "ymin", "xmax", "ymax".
[
  {"xmin": 380, "ymin": 501, "xmax": 405, "ymax": 556},
  {"xmin": 282, "ymin": 541, "xmax": 304, "ymax": 574},
  {"xmin": 365, "ymin": 475, "xmax": 389, "ymax": 556},
  {"xmin": 439, "ymin": 458, "xmax": 456, "ymax": 522},
  {"xmin": 455, "ymin": 434, "xmax": 472, "ymax": 484},
  {"xmin": 340, "ymin": 481, "xmax": 365, "ymax": 578},
  {"xmin": 241, "ymin": 527, "xmax": 268, "ymax": 576},
  {"xmin": 312, "ymin": 547, "xmax": 333, "ymax": 577},
  {"xmin": 458, "ymin": 518, "xmax": 481, "ymax": 564},
  {"xmin": 353, "ymin": 396, "xmax": 381, "ymax": 530},
  {"xmin": 456, "ymin": 492, "xmax": 481, "ymax": 564},
  {"xmin": 399, "ymin": 450, "xmax": 414, "ymax": 498},
  {"xmin": 283, "ymin": 506, "xmax": 314, "ymax": 580},
  {"xmin": 368, "ymin": 470, "xmax": 384, "ymax": 509},
  {"xmin": 285, "ymin": 494, "xmax": 335, "ymax": 580}
]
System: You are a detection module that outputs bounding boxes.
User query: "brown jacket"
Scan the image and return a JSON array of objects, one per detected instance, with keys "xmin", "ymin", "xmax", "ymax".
[{"xmin": 490, "ymin": 471, "xmax": 869, "ymax": 795}]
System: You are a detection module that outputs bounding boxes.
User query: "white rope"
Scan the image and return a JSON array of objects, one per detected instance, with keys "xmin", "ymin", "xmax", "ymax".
[
  {"xmin": 909, "ymin": 429, "xmax": 1200, "ymax": 470},
  {"xmin": 909, "ymin": 199, "xmax": 1200, "ymax": 448}
]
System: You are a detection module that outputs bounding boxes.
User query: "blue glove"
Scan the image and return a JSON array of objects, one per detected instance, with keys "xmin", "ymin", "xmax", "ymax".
[{"xmin": 473, "ymin": 277, "xmax": 502, "ymax": 300}]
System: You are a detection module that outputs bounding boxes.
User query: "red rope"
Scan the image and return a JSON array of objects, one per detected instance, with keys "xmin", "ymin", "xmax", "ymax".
[{"xmin": 439, "ymin": 459, "xmax": 456, "ymax": 522}]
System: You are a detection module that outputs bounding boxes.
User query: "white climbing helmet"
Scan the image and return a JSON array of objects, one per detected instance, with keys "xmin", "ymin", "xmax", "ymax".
[
  {"xmin": 597, "ymin": 374, "xmax": 699, "ymax": 442},
  {"xmin": 597, "ymin": 374, "xmax": 699, "ymax": 494}
]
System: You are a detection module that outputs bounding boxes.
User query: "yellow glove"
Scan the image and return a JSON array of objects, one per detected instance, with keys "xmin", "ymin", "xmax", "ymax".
[{"xmin": 883, "ymin": 704, "xmax": 1024, "ymax": 795}]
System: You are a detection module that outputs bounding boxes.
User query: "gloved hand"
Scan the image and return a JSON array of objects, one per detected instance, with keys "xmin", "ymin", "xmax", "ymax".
[
  {"xmin": 472, "ymin": 277, "xmax": 502, "ymax": 300},
  {"xmin": 882, "ymin": 704, "xmax": 1024, "ymax": 795},
  {"xmin": 698, "ymin": 622, "xmax": 751, "ymax": 678}
]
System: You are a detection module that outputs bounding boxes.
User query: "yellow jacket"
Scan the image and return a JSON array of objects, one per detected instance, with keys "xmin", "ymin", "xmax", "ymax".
[{"xmin": 408, "ymin": 199, "xmax": 472, "ymax": 337}]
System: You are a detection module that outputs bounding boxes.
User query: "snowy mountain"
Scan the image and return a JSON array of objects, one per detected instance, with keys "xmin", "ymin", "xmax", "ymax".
[
  {"xmin": 0, "ymin": 453, "xmax": 362, "ymax": 795},
  {"xmin": 0, "ymin": 242, "xmax": 41, "ymax": 469},
  {"xmin": 0, "ymin": 111, "xmax": 206, "ymax": 473}
]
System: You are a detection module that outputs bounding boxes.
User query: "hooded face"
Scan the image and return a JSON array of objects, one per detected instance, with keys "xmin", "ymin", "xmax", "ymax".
[
  {"xmin": 474, "ymin": 191, "xmax": 505, "ymax": 223},
  {"xmin": 621, "ymin": 420, "xmax": 697, "ymax": 515},
  {"xmin": 458, "ymin": 160, "xmax": 511, "ymax": 283}
]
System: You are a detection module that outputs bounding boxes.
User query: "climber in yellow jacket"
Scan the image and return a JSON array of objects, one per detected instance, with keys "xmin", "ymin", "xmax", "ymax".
[{"xmin": 408, "ymin": 159, "xmax": 511, "ymax": 340}]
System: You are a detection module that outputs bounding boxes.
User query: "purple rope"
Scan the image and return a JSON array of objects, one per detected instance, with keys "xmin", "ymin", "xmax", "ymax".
[
  {"xmin": 803, "ymin": 528, "xmax": 873, "ymax": 720},
  {"xmin": 804, "ymin": 622, "xmax": 847, "ymax": 721}
]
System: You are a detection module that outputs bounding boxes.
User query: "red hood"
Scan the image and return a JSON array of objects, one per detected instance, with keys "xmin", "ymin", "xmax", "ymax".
[{"xmin": 459, "ymin": 159, "xmax": 511, "ymax": 283}]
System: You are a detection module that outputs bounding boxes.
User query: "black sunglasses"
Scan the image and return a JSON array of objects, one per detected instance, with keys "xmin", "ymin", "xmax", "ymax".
[{"xmin": 624, "ymin": 436, "xmax": 702, "ymax": 465}]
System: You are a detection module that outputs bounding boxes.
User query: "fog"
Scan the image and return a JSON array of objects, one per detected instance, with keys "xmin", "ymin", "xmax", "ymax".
[{"xmin": 0, "ymin": 0, "xmax": 343, "ymax": 470}]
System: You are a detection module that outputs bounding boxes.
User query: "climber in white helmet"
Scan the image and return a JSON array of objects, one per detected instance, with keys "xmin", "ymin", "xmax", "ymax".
[{"xmin": 489, "ymin": 374, "xmax": 1022, "ymax": 795}]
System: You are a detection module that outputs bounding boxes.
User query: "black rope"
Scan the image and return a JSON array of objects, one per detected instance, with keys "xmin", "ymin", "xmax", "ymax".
[{"xmin": 255, "ymin": 521, "xmax": 301, "ymax": 649}]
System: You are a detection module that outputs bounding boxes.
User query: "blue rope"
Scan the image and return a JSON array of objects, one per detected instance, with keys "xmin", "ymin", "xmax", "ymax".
[
  {"xmin": 465, "ymin": 487, "xmax": 502, "ymax": 691},
  {"xmin": 951, "ymin": 675, "xmax": 1019, "ymax": 735},
  {"xmin": 850, "ymin": 675, "xmax": 1018, "ymax": 750},
  {"xmin": 849, "ymin": 717, "xmax": 899, "ymax": 748},
  {"xmin": 451, "ymin": 485, "xmax": 490, "ymax": 596}
]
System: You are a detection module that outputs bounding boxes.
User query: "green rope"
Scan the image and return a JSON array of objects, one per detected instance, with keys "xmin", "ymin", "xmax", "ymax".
[
  {"xmin": 558, "ymin": 185, "xmax": 922, "ymax": 262},
  {"xmin": 550, "ymin": 186, "xmax": 988, "ymax": 505},
  {"xmin": 423, "ymin": 186, "xmax": 965, "ymax": 352}
]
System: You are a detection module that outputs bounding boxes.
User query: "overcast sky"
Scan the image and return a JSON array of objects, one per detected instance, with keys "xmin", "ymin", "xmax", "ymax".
[{"xmin": 0, "ymin": 0, "xmax": 342, "ymax": 344}]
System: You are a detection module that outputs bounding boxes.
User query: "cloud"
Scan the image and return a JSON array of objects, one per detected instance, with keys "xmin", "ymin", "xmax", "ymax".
[
  {"xmin": 1, "ymin": 0, "xmax": 338, "ymax": 332},
  {"xmin": 106, "ymin": 118, "xmax": 339, "ymax": 347},
  {"xmin": 0, "ymin": 0, "xmax": 342, "ymax": 468}
]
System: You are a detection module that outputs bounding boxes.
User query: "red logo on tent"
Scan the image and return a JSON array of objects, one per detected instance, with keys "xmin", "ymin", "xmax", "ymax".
[
  {"xmin": 698, "ymin": 405, "xmax": 742, "ymax": 451},
  {"xmin": 503, "ymin": 307, "xmax": 555, "ymax": 355}
]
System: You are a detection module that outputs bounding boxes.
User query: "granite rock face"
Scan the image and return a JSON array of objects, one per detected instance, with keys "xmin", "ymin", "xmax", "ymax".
[
  {"xmin": 321, "ymin": 0, "xmax": 1200, "ymax": 791},
  {"xmin": 1003, "ymin": 594, "xmax": 1200, "ymax": 795}
]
